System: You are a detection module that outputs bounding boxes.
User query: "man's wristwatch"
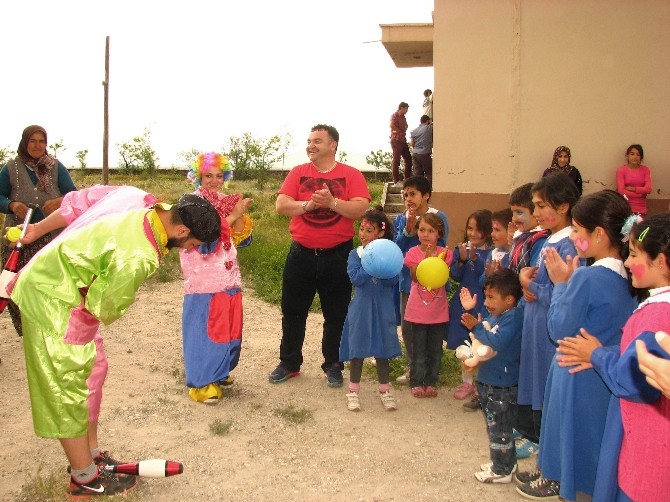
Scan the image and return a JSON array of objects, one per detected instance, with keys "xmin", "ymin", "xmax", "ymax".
[{"xmin": 301, "ymin": 201, "xmax": 310, "ymax": 212}]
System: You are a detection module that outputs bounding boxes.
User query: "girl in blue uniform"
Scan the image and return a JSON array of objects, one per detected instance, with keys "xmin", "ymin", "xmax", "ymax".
[
  {"xmin": 447, "ymin": 209, "xmax": 493, "ymax": 399},
  {"xmin": 516, "ymin": 190, "xmax": 636, "ymax": 501},
  {"xmin": 340, "ymin": 208, "xmax": 402, "ymax": 412},
  {"xmin": 515, "ymin": 173, "xmax": 580, "ymax": 457}
]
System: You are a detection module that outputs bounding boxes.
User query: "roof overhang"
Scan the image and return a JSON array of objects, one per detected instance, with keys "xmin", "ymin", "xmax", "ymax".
[{"xmin": 380, "ymin": 23, "xmax": 433, "ymax": 68}]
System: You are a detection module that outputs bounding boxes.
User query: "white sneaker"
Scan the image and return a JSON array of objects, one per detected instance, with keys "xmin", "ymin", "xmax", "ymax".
[
  {"xmin": 346, "ymin": 392, "xmax": 361, "ymax": 412},
  {"xmin": 480, "ymin": 462, "xmax": 518, "ymax": 473},
  {"xmin": 395, "ymin": 368, "xmax": 410, "ymax": 384},
  {"xmin": 474, "ymin": 467, "xmax": 515, "ymax": 484},
  {"xmin": 379, "ymin": 391, "xmax": 397, "ymax": 411}
]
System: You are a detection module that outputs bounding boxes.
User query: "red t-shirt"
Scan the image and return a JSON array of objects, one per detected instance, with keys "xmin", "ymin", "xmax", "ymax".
[{"xmin": 278, "ymin": 162, "xmax": 370, "ymax": 249}]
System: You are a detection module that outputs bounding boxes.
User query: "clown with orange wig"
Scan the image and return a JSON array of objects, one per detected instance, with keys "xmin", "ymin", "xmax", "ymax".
[{"xmin": 179, "ymin": 152, "xmax": 253, "ymax": 403}]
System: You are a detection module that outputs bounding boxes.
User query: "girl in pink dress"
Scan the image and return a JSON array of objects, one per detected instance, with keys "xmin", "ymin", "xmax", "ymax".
[
  {"xmin": 616, "ymin": 144, "xmax": 652, "ymax": 216},
  {"xmin": 557, "ymin": 213, "xmax": 670, "ymax": 501},
  {"xmin": 404, "ymin": 213, "xmax": 453, "ymax": 398}
]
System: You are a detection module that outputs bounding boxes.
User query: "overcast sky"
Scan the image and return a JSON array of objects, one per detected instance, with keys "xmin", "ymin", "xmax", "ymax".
[{"xmin": 1, "ymin": 0, "xmax": 434, "ymax": 169}]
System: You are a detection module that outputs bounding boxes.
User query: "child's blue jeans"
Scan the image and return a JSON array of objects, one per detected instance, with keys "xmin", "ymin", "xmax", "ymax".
[{"xmin": 477, "ymin": 382, "xmax": 518, "ymax": 475}]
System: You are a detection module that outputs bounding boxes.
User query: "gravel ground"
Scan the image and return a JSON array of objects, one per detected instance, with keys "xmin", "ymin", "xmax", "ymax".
[{"xmin": 0, "ymin": 281, "xmax": 536, "ymax": 501}]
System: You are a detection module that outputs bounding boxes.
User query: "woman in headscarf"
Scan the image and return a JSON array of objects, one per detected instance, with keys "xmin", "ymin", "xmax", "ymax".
[
  {"xmin": 0, "ymin": 124, "xmax": 77, "ymax": 335},
  {"xmin": 542, "ymin": 146, "xmax": 583, "ymax": 195}
]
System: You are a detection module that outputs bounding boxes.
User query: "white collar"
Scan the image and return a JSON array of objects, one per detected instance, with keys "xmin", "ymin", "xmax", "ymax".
[
  {"xmin": 591, "ymin": 257, "xmax": 628, "ymax": 280},
  {"xmin": 356, "ymin": 245, "xmax": 364, "ymax": 258},
  {"xmin": 636, "ymin": 286, "xmax": 670, "ymax": 311},
  {"xmin": 547, "ymin": 226, "xmax": 572, "ymax": 243}
]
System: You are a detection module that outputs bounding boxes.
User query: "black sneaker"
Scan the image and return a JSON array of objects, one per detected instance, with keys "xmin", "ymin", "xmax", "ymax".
[
  {"xmin": 67, "ymin": 450, "xmax": 125, "ymax": 474},
  {"xmin": 68, "ymin": 467, "xmax": 138, "ymax": 498},
  {"xmin": 268, "ymin": 365, "xmax": 300, "ymax": 383},
  {"xmin": 94, "ymin": 450, "xmax": 124, "ymax": 467},
  {"xmin": 514, "ymin": 467, "xmax": 542, "ymax": 485},
  {"xmin": 516, "ymin": 476, "xmax": 560, "ymax": 500},
  {"xmin": 325, "ymin": 364, "xmax": 343, "ymax": 388}
]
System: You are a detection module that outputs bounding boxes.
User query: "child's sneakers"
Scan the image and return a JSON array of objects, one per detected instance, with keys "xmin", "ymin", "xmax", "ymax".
[
  {"xmin": 411, "ymin": 386, "xmax": 425, "ymax": 398},
  {"xmin": 515, "ymin": 437, "xmax": 540, "ymax": 458},
  {"xmin": 516, "ymin": 477, "xmax": 560, "ymax": 500},
  {"xmin": 474, "ymin": 462, "xmax": 517, "ymax": 484},
  {"xmin": 514, "ymin": 467, "xmax": 542, "ymax": 485},
  {"xmin": 452, "ymin": 382, "xmax": 475, "ymax": 399},
  {"xmin": 346, "ymin": 392, "xmax": 361, "ymax": 412},
  {"xmin": 424, "ymin": 386, "xmax": 438, "ymax": 398},
  {"xmin": 379, "ymin": 391, "xmax": 397, "ymax": 411}
]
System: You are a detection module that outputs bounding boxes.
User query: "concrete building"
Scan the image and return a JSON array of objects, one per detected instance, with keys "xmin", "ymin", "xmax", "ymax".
[{"xmin": 382, "ymin": 0, "xmax": 669, "ymax": 246}]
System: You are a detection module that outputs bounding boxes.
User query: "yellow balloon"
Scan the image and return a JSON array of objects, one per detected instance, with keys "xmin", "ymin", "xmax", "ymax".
[{"xmin": 416, "ymin": 257, "xmax": 450, "ymax": 291}]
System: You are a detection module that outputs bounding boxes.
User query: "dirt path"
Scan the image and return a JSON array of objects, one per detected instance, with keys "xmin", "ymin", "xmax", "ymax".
[{"xmin": 0, "ymin": 281, "xmax": 534, "ymax": 501}]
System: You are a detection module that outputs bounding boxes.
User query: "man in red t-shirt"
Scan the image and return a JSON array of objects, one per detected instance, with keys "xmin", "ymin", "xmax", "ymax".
[
  {"xmin": 390, "ymin": 101, "xmax": 413, "ymax": 185},
  {"xmin": 269, "ymin": 124, "xmax": 370, "ymax": 387}
]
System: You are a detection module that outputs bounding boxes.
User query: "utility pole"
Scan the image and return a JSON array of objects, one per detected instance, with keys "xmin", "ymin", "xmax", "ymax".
[{"xmin": 102, "ymin": 36, "xmax": 110, "ymax": 184}]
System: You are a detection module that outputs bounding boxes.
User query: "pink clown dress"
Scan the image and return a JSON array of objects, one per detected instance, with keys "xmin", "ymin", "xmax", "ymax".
[{"xmin": 179, "ymin": 189, "xmax": 252, "ymax": 401}]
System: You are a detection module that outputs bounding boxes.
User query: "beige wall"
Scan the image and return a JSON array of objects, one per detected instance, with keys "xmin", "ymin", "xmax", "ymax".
[{"xmin": 430, "ymin": 0, "xmax": 670, "ymax": 246}]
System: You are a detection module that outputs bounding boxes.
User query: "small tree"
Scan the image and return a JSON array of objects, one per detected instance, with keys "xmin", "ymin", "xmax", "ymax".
[
  {"xmin": 366, "ymin": 149, "xmax": 393, "ymax": 180},
  {"xmin": 75, "ymin": 150, "xmax": 89, "ymax": 169},
  {"xmin": 177, "ymin": 148, "xmax": 201, "ymax": 169},
  {"xmin": 117, "ymin": 128, "xmax": 158, "ymax": 173},
  {"xmin": 49, "ymin": 140, "xmax": 66, "ymax": 158},
  {"xmin": 0, "ymin": 146, "xmax": 13, "ymax": 166},
  {"xmin": 225, "ymin": 132, "xmax": 292, "ymax": 189}
]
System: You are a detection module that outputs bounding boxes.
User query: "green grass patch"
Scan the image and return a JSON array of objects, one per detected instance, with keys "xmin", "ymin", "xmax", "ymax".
[
  {"xmin": 209, "ymin": 418, "xmax": 233, "ymax": 436},
  {"xmin": 273, "ymin": 405, "xmax": 313, "ymax": 424}
]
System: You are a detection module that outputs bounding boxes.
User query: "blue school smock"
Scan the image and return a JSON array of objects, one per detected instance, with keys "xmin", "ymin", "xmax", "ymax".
[{"xmin": 538, "ymin": 259, "xmax": 635, "ymax": 501}]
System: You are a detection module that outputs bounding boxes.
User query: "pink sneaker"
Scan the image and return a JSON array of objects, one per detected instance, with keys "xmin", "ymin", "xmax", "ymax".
[{"xmin": 453, "ymin": 382, "xmax": 475, "ymax": 400}]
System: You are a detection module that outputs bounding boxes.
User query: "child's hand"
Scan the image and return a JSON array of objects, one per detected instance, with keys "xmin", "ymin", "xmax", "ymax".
[
  {"xmin": 485, "ymin": 259, "xmax": 501, "ymax": 277},
  {"xmin": 468, "ymin": 244, "xmax": 478, "ymax": 261},
  {"xmin": 457, "ymin": 242, "xmax": 468, "ymax": 263},
  {"xmin": 460, "ymin": 312, "xmax": 481, "ymax": 330},
  {"xmin": 518, "ymin": 266, "xmax": 538, "ymax": 289},
  {"xmin": 404, "ymin": 209, "xmax": 417, "ymax": 235},
  {"xmin": 459, "ymin": 287, "xmax": 477, "ymax": 311},
  {"xmin": 545, "ymin": 248, "xmax": 579, "ymax": 284},
  {"xmin": 556, "ymin": 328, "xmax": 600, "ymax": 373},
  {"xmin": 636, "ymin": 331, "xmax": 670, "ymax": 399}
]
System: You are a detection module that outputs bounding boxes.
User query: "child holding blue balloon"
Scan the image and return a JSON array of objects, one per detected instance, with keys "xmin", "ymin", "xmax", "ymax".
[
  {"xmin": 339, "ymin": 208, "xmax": 403, "ymax": 412},
  {"xmin": 404, "ymin": 212, "xmax": 453, "ymax": 398}
]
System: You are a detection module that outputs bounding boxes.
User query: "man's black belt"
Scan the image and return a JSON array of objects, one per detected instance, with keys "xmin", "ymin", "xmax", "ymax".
[{"xmin": 292, "ymin": 240, "xmax": 351, "ymax": 256}]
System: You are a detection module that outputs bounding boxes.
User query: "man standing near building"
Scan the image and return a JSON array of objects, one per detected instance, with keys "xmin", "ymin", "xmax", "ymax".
[
  {"xmin": 269, "ymin": 124, "xmax": 370, "ymax": 387},
  {"xmin": 422, "ymin": 89, "xmax": 433, "ymax": 121},
  {"xmin": 390, "ymin": 102, "xmax": 413, "ymax": 186},
  {"xmin": 410, "ymin": 114, "xmax": 434, "ymax": 186}
]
